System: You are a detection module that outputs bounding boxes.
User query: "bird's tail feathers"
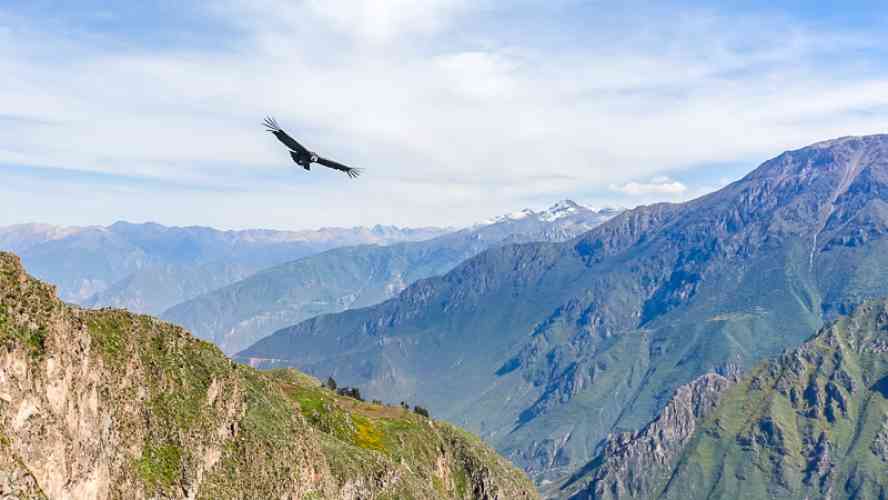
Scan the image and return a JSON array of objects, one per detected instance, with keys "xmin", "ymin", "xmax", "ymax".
[{"xmin": 346, "ymin": 168, "xmax": 362, "ymax": 179}]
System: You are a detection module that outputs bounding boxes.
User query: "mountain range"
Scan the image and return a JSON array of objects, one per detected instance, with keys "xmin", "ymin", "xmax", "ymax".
[
  {"xmin": 0, "ymin": 221, "xmax": 450, "ymax": 313},
  {"xmin": 234, "ymin": 134, "xmax": 888, "ymax": 487},
  {"xmin": 0, "ymin": 251, "xmax": 537, "ymax": 498},
  {"xmin": 162, "ymin": 201, "xmax": 619, "ymax": 354},
  {"xmin": 557, "ymin": 297, "xmax": 888, "ymax": 499}
]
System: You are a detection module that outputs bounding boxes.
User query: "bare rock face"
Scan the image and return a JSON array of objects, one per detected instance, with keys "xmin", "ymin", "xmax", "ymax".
[
  {"xmin": 873, "ymin": 415, "xmax": 888, "ymax": 463},
  {"xmin": 0, "ymin": 439, "xmax": 44, "ymax": 499},
  {"xmin": 0, "ymin": 252, "xmax": 538, "ymax": 500},
  {"xmin": 553, "ymin": 373, "xmax": 734, "ymax": 500}
]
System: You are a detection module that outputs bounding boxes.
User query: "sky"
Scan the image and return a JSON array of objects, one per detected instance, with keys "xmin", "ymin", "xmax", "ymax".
[{"xmin": 2, "ymin": 0, "xmax": 888, "ymax": 230}]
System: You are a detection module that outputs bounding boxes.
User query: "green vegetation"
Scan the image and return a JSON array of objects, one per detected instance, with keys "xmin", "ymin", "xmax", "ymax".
[
  {"xmin": 0, "ymin": 304, "xmax": 47, "ymax": 357},
  {"xmin": 136, "ymin": 443, "xmax": 183, "ymax": 492},
  {"xmin": 280, "ymin": 375, "xmax": 452, "ymax": 475},
  {"xmin": 25, "ymin": 327, "xmax": 46, "ymax": 354},
  {"xmin": 140, "ymin": 327, "xmax": 229, "ymax": 431},
  {"xmin": 283, "ymin": 380, "xmax": 399, "ymax": 452},
  {"xmin": 240, "ymin": 370, "xmax": 299, "ymax": 441},
  {"xmin": 324, "ymin": 376, "xmax": 431, "ymax": 418},
  {"xmin": 86, "ymin": 314, "xmax": 127, "ymax": 362}
]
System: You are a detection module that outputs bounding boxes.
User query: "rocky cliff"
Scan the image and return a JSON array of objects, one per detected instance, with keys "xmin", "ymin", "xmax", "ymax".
[
  {"xmin": 552, "ymin": 373, "xmax": 734, "ymax": 499},
  {"xmin": 559, "ymin": 298, "xmax": 888, "ymax": 499},
  {"xmin": 0, "ymin": 252, "xmax": 536, "ymax": 499}
]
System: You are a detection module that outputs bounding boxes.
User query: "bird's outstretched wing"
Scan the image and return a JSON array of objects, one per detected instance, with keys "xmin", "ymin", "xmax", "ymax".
[
  {"xmin": 316, "ymin": 156, "xmax": 362, "ymax": 179},
  {"xmin": 263, "ymin": 116, "xmax": 309, "ymax": 154}
]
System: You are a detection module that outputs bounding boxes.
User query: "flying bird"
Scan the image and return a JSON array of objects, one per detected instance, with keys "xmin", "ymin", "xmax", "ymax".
[{"xmin": 263, "ymin": 117, "xmax": 362, "ymax": 179}]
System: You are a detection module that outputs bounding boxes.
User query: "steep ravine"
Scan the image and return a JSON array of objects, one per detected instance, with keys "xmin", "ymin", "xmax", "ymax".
[{"xmin": 0, "ymin": 252, "xmax": 537, "ymax": 499}]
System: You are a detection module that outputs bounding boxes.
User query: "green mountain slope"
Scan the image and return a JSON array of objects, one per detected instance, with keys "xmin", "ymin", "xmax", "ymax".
[
  {"xmin": 561, "ymin": 298, "xmax": 888, "ymax": 499},
  {"xmin": 0, "ymin": 252, "xmax": 536, "ymax": 499},
  {"xmin": 162, "ymin": 201, "xmax": 617, "ymax": 354},
  {"xmin": 235, "ymin": 134, "xmax": 888, "ymax": 484}
]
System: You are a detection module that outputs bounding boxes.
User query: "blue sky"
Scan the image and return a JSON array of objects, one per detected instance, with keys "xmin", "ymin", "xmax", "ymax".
[{"xmin": 2, "ymin": 1, "xmax": 888, "ymax": 230}]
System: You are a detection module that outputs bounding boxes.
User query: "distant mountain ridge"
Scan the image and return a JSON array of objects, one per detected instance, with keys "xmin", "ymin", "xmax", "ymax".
[
  {"xmin": 235, "ymin": 134, "xmax": 888, "ymax": 487},
  {"xmin": 162, "ymin": 201, "xmax": 620, "ymax": 354},
  {"xmin": 0, "ymin": 221, "xmax": 451, "ymax": 312}
]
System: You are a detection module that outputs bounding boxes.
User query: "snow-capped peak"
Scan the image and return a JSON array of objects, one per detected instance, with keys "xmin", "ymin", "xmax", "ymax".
[
  {"xmin": 476, "ymin": 200, "xmax": 593, "ymax": 226},
  {"xmin": 480, "ymin": 208, "xmax": 535, "ymax": 225},
  {"xmin": 538, "ymin": 199, "xmax": 587, "ymax": 222}
]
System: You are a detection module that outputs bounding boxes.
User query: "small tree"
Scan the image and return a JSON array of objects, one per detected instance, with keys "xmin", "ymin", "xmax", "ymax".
[
  {"xmin": 325, "ymin": 376, "xmax": 338, "ymax": 391},
  {"xmin": 336, "ymin": 386, "xmax": 364, "ymax": 401},
  {"xmin": 350, "ymin": 387, "xmax": 363, "ymax": 401},
  {"xmin": 413, "ymin": 405, "xmax": 430, "ymax": 418}
]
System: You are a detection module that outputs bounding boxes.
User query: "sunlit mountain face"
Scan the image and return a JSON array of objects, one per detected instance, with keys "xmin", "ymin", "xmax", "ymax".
[{"xmin": 236, "ymin": 135, "xmax": 888, "ymax": 484}]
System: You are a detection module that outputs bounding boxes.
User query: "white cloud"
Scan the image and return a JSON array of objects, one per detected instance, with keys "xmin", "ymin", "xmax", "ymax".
[
  {"xmin": 304, "ymin": 0, "xmax": 470, "ymax": 43},
  {"xmin": 610, "ymin": 177, "xmax": 688, "ymax": 195},
  {"xmin": 1, "ymin": 3, "xmax": 888, "ymax": 229}
]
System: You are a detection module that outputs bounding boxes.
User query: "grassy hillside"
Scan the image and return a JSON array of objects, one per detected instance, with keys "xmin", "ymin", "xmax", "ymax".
[{"xmin": 0, "ymin": 252, "xmax": 536, "ymax": 499}]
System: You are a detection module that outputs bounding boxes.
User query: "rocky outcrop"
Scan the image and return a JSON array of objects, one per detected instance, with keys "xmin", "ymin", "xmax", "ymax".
[
  {"xmin": 0, "ymin": 252, "xmax": 537, "ymax": 499},
  {"xmin": 873, "ymin": 415, "xmax": 888, "ymax": 463},
  {"xmin": 0, "ymin": 437, "xmax": 45, "ymax": 499},
  {"xmin": 554, "ymin": 373, "xmax": 734, "ymax": 499}
]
